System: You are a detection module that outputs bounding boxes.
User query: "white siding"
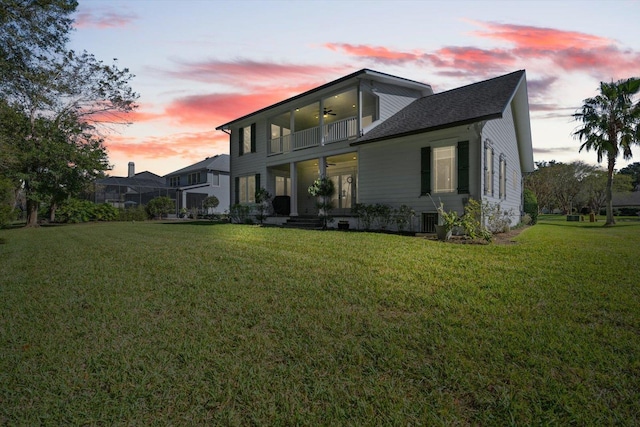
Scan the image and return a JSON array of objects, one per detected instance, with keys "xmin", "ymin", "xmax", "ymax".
[
  {"xmin": 482, "ymin": 104, "xmax": 524, "ymax": 225},
  {"xmin": 230, "ymin": 119, "xmax": 268, "ymax": 203},
  {"xmin": 358, "ymin": 125, "xmax": 480, "ymax": 216},
  {"xmin": 369, "ymin": 81, "xmax": 424, "ymax": 126}
]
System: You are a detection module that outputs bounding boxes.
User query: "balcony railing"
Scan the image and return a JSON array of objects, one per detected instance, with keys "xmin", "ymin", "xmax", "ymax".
[{"xmin": 268, "ymin": 116, "xmax": 358, "ymax": 156}]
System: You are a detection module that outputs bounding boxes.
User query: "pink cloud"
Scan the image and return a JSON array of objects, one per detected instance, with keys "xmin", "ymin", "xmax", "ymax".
[
  {"xmin": 324, "ymin": 43, "xmax": 422, "ymax": 64},
  {"xmin": 471, "ymin": 21, "xmax": 612, "ymax": 50},
  {"xmin": 104, "ymin": 132, "xmax": 228, "ymax": 161},
  {"xmin": 166, "ymin": 59, "xmax": 347, "ymax": 88},
  {"xmin": 74, "ymin": 8, "xmax": 137, "ymax": 29}
]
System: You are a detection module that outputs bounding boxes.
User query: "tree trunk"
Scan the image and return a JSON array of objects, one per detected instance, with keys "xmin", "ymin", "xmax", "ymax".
[
  {"xmin": 26, "ymin": 199, "xmax": 39, "ymax": 227},
  {"xmin": 605, "ymin": 155, "xmax": 616, "ymax": 226},
  {"xmin": 49, "ymin": 202, "xmax": 57, "ymax": 223}
]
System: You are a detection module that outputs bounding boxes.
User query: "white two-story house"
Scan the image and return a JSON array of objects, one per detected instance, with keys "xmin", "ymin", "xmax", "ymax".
[{"xmin": 216, "ymin": 69, "xmax": 534, "ymax": 232}]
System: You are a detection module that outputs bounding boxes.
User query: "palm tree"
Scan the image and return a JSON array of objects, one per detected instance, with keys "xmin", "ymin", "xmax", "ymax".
[{"xmin": 573, "ymin": 77, "xmax": 640, "ymax": 225}]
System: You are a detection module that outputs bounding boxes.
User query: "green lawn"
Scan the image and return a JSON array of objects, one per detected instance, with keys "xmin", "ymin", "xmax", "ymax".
[{"xmin": 1, "ymin": 218, "xmax": 639, "ymax": 425}]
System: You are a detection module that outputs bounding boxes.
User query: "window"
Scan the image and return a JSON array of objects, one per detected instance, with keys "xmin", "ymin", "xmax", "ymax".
[
  {"xmin": 420, "ymin": 141, "xmax": 468, "ymax": 195},
  {"xmin": 169, "ymin": 176, "xmax": 180, "ymax": 187},
  {"xmin": 484, "ymin": 142, "xmax": 494, "ymax": 196},
  {"xmin": 499, "ymin": 154, "xmax": 506, "ymax": 199},
  {"xmin": 188, "ymin": 172, "xmax": 201, "ymax": 185},
  {"xmin": 236, "ymin": 175, "xmax": 258, "ymax": 203},
  {"xmin": 238, "ymin": 123, "xmax": 256, "ymax": 155},
  {"xmin": 433, "ymin": 146, "xmax": 456, "ymax": 193},
  {"xmin": 275, "ymin": 176, "xmax": 290, "ymax": 196}
]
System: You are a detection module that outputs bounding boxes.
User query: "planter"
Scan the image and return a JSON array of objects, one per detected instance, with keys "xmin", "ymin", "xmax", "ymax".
[
  {"xmin": 435, "ymin": 224, "xmax": 452, "ymax": 241},
  {"xmin": 338, "ymin": 220, "xmax": 350, "ymax": 230}
]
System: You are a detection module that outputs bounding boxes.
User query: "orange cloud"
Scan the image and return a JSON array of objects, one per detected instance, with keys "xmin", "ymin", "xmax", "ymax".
[{"xmin": 74, "ymin": 8, "xmax": 137, "ymax": 29}]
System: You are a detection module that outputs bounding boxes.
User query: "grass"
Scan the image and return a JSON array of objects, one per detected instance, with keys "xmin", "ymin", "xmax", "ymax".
[{"xmin": 1, "ymin": 217, "xmax": 639, "ymax": 425}]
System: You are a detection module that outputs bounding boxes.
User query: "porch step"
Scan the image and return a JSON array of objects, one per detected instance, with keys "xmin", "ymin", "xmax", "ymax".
[{"xmin": 282, "ymin": 216, "xmax": 324, "ymax": 230}]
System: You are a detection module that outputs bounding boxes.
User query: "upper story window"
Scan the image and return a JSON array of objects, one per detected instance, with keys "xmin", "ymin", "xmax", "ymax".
[
  {"xmin": 210, "ymin": 171, "xmax": 220, "ymax": 186},
  {"xmin": 169, "ymin": 176, "xmax": 180, "ymax": 187},
  {"xmin": 238, "ymin": 123, "xmax": 256, "ymax": 155},
  {"xmin": 188, "ymin": 172, "xmax": 202, "ymax": 185}
]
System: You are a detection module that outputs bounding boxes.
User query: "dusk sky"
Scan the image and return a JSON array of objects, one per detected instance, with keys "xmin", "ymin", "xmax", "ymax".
[{"xmin": 69, "ymin": 0, "xmax": 640, "ymax": 177}]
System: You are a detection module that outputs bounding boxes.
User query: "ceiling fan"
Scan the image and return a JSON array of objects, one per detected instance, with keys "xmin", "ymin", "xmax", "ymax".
[{"xmin": 323, "ymin": 108, "xmax": 336, "ymax": 116}]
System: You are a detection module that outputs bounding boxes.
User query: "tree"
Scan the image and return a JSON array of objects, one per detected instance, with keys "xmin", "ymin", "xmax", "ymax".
[
  {"xmin": 308, "ymin": 177, "xmax": 335, "ymax": 229},
  {"xmin": 525, "ymin": 161, "xmax": 594, "ymax": 213},
  {"xmin": 524, "ymin": 161, "xmax": 561, "ymax": 212},
  {"xmin": 0, "ymin": 1, "xmax": 138, "ymax": 226},
  {"xmin": 618, "ymin": 162, "xmax": 640, "ymax": 190},
  {"xmin": 573, "ymin": 77, "xmax": 640, "ymax": 225},
  {"xmin": 202, "ymin": 195, "xmax": 220, "ymax": 215}
]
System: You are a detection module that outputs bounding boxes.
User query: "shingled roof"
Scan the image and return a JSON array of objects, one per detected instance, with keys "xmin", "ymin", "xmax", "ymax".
[
  {"xmin": 164, "ymin": 154, "xmax": 229, "ymax": 177},
  {"xmin": 354, "ymin": 70, "xmax": 526, "ymax": 145}
]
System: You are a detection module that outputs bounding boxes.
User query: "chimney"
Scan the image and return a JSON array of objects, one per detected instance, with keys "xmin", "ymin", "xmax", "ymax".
[{"xmin": 128, "ymin": 162, "xmax": 135, "ymax": 178}]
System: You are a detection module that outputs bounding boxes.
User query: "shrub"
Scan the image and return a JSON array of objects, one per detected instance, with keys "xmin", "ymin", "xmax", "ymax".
[
  {"xmin": 145, "ymin": 196, "xmax": 175, "ymax": 220},
  {"xmin": 57, "ymin": 199, "xmax": 96, "ymax": 223},
  {"xmin": 93, "ymin": 203, "xmax": 119, "ymax": 221},
  {"xmin": 373, "ymin": 203, "xmax": 393, "ymax": 230},
  {"xmin": 394, "ymin": 205, "xmax": 415, "ymax": 232},
  {"xmin": 484, "ymin": 201, "xmax": 514, "ymax": 233},
  {"xmin": 228, "ymin": 204, "xmax": 251, "ymax": 224},
  {"xmin": 254, "ymin": 187, "xmax": 272, "ymax": 225},
  {"xmin": 523, "ymin": 188, "xmax": 538, "ymax": 225},
  {"xmin": 460, "ymin": 198, "xmax": 486, "ymax": 240},
  {"xmin": 118, "ymin": 205, "xmax": 147, "ymax": 221},
  {"xmin": 353, "ymin": 203, "xmax": 376, "ymax": 231}
]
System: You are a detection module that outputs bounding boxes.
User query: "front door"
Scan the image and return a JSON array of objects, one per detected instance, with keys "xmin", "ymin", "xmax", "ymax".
[{"xmin": 329, "ymin": 174, "xmax": 354, "ymax": 214}]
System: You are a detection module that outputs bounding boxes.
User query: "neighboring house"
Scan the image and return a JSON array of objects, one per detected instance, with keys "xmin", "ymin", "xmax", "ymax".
[
  {"xmin": 95, "ymin": 162, "xmax": 174, "ymax": 208},
  {"xmin": 613, "ymin": 191, "xmax": 640, "ymax": 215},
  {"xmin": 164, "ymin": 154, "xmax": 230, "ymax": 214},
  {"xmin": 216, "ymin": 69, "xmax": 534, "ymax": 232}
]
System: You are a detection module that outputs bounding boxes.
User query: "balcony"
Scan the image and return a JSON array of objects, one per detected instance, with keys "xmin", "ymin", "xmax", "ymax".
[{"xmin": 268, "ymin": 116, "xmax": 357, "ymax": 156}]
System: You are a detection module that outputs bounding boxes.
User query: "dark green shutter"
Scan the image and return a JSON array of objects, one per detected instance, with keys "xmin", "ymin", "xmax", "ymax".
[
  {"xmin": 238, "ymin": 127, "xmax": 244, "ymax": 156},
  {"xmin": 255, "ymin": 173, "xmax": 260, "ymax": 194},
  {"xmin": 457, "ymin": 141, "xmax": 469, "ymax": 194},
  {"xmin": 234, "ymin": 176, "xmax": 240, "ymax": 204},
  {"xmin": 420, "ymin": 146, "xmax": 431, "ymax": 195},
  {"xmin": 250, "ymin": 123, "xmax": 256, "ymax": 153}
]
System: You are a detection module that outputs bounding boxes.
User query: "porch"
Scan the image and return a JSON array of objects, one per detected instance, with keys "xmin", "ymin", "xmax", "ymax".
[
  {"xmin": 267, "ymin": 152, "xmax": 358, "ymax": 217},
  {"xmin": 268, "ymin": 116, "xmax": 359, "ymax": 155}
]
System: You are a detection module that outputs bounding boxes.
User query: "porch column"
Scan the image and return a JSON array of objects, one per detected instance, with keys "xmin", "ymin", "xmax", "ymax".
[
  {"xmin": 181, "ymin": 189, "xmax": 187, "ymax": 210},
  {"xmin": 318, "ymin": 156, "xmax": 327, "ymax": 178},
  {"xmin": 289, "ymin": 162, "xmax": 298, "ymax": 216}
]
